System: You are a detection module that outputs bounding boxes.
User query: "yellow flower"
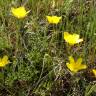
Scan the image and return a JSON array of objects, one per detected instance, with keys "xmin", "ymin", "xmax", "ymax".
[
  {"xmin": 92, "ymin": 69, "xmax": 96, "ymax": 77},
  {"xmin": 11, "ymin": 6, "xmax": 30, "ymax": 19},
  {"xmin": 0, "ymin": 55, "xmax": 10, "ymax": 67},
  {"xmin": 66, "ymin": 56, "xmax": 87, "ymax": 73},
  {"xmin": 64, "ymin": 32, "xmax": 83, "ymax": 45},
  {"xmin": 46, "ymin": 16, "xmax": 62, "ymax": 24}
]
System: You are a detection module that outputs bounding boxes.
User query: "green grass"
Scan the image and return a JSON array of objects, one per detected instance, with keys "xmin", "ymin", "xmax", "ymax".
[{"xmin": 0, "ymin": 0, "xmax": 96, "ymax": 96}]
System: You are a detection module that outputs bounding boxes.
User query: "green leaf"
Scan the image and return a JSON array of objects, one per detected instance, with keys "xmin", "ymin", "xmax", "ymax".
[{"xmin": 85, "ymin": 84, "xmax": 96, "ymax": 96}]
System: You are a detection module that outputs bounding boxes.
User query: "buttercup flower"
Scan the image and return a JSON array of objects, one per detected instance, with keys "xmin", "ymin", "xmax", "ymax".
[
  {"xmin": 64, "ymin": 32, "xmax": 83, "ymax": 45},
  {"xmin": 66, "ymin": 56, "xmax": 87, "ymax": 73},
  {"xmin": 11, "ymin": 6, "xmax": 30, "ymax": 19},
  {"xmin": 46, "ymin": 16, "xmax": 62, "ymax": 24},
  {"xmin": 92, "ymin": 69, "xmax": 96, "ymax": 77},
  {"xmin": 0, "ymin": 55, "xmax": 10, "ymax": 67}
]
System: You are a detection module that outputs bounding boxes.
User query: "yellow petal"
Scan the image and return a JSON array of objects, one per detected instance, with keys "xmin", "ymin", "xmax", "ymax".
[
  {"xmin": 76, "ymin": 58, "xmax": 82, "ymax": 65},
  {"xmin": 0, "ymin": 57, "xmax": 4, "ymax": 67},
  {"xmin": 64, "ymin": 32, "xmax": 69, "ymax": 40},
  {"xmin": 92, "ymin": 69, "xmax": 96, "ymax": 77},
  {"xmin": 64, "ymin": 32, "xmax": 75, "ymax": 45},
  {"xmin": 66, "ymin": 63, "xmax": 78, "ymax": 73},
  {"xmin": 64, "ymin": 32, "xmax": 83, "ymax": 45},
  {"xmin": 11, "ymin": 6, "xmax": 29, "ymax": 19},
  {"xmin": 52, "ymin": 16, "xmax": 61, "ymax": 24},
  {"xmin": 76, "ymin": 58, "xmax": 87, "ymax": 71},
  {"xmin": 46, "ymin": 16, "xmax": 53, "ymax": 23},
  {"xmin": 64, "ymin": 32, "xmax": 72, "ymax": 45},
  {"xmin": 69, "ymin": 56, "xmax": 75, "ymax": 64},
  {"xmin": 78, "ymin": 64, "xmax": 87, "ymax": 70},
  {"xmin": 72, "ymin": 34, "xmax": 79, "ymax": 40},
  {"xmin": 1, "ymin": 55, "xmax": 9, "ymax": 65},
  {"xmin": 0, "ymin": 63, "xmax": 5, "ymax": 67},
  {"xmin": 46, "ymin": 16, "xmax": 61, "ymax": 24},
  {"xmin": 66, "ymin": 63, "xmax": 73, "ymax": 71}
]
